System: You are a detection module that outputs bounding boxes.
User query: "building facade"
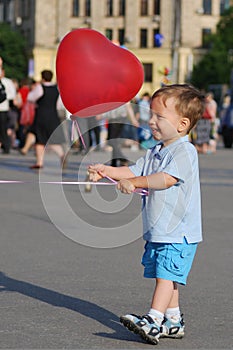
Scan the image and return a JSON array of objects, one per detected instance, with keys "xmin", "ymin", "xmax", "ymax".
[{"xmin": 0, "ymin": 0, "xmax": 232, "ymax": 93}]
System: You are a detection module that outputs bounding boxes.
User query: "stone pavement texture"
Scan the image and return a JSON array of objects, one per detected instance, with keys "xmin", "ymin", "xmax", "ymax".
[{"xmin": 0, "ymin": 145, "xmax": 232, "ymax": 349}]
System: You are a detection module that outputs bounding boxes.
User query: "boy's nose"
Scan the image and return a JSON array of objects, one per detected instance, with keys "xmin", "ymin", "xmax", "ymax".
[{"xmin": 149, "ymin": 120, "xmax": 156, "ymax": 126}]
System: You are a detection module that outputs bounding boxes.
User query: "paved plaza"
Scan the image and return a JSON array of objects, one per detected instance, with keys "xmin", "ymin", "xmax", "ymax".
[{"xmin": 0, "ymin": 144, "xmax": 232, "ymax": 349}]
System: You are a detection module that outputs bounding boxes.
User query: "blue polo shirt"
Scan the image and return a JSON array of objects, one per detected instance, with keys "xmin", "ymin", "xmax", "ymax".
[{"xmin": 129, "ymin": 136, "xmax": 202, "ymax": 244}]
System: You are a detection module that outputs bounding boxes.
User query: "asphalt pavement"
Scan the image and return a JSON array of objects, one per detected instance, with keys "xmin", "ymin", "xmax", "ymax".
[{"xmin": 0, "ymin": 143, "xmax": 232, "ymax": 349}]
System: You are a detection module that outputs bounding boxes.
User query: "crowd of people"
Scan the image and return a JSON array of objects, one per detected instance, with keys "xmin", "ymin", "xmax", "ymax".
[
  {"xmin": 0, "ymin": 59, "xmax": 156, "ymax": 170},
  {"xmin": 0, "ymin": 59, "xmax": 66, "ymax": 169},
  {"xmin": 0, "ymin": 57, "xmax": 232, "ymax": 170}
]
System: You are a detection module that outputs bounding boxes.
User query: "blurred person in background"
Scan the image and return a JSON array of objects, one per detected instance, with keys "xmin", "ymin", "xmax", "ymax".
[
  {"xmin": 17, "ymin": 77, "xmax": 36, "ymax": 151},
  {"xmin": 7, "ymin": 78, "xmax": 23, "ymax": 149},
  {"xmin": 136, "ymin": 92, "xmax": 151, "ymax": 126},
  {"xmin": 136, "ymin": 92, "xmax": 152, "ymax": 148},
  {"xmin": 27, "ymin": 69, "xmax": 65, "ymax": 169},
  {"xmin": 205, "ymin": 92, "xmax": 218, "ymax": 153},
  {"xmin": 0, "ymin": 57, "xmax": 16, "ymax": 154},
  {"xmin": 87, "ymin": 116, "xmax": 102, "ymax": 151},
  {"xmin": 104, "ymin": 102, "xmax": 139, "ymax": 166},
  {"xmin": 219, "ymin": 93, "xmax": 233, "ymax": 148},
  {"xmin": 192, "ymin": 92, "xmax": 216, "ymax": 154},
  {"xmin": 121, "ymin": 96, "xmax": 140, "ymax": 151}
]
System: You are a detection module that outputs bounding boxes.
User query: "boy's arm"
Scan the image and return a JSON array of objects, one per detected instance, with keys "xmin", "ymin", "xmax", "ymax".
[
  {"xmin": 117, "ymin": 172, "xmax": 178, "ymax": 194},
  {"xmin": 88, "ymin": 164, "xmax": 135, "ymax": 182}
]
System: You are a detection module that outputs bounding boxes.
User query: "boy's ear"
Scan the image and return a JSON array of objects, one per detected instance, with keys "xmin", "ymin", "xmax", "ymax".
[{"xmin": 178, "ymin": 117, "xmax": 190, "ymax": 133}]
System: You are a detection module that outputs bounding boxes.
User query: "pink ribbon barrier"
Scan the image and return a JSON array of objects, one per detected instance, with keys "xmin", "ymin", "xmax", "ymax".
[
  {"xmin": 0, "ymin": 179, "xmax": 148, "ymax": 195},
  {"xmin": 0, "ymin": 180, "xmax": 114, "ymax": 185},
  {"xmin": 71, "ymin": 120, "xmax": 87, "ymax": 150},
  {"xmin": 97, "ymin": 173, "xmax": 148, "ymax": 195}
]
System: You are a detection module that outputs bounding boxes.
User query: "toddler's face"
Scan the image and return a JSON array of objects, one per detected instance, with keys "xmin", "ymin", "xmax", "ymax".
[{"xmin": 149, "ymin": 96, "xmax": 183, "ymax": 146}]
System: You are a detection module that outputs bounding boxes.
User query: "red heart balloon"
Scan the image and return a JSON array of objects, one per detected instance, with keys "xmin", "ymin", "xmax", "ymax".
[{"xmin": 56, "ymin": 29, "xmax": 144, "ymax": 117}]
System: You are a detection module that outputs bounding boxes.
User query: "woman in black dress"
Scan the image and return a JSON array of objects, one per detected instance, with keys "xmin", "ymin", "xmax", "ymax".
[{"xmin": 28, "ymin": 70, "xmax": 65, "ymax": 169}]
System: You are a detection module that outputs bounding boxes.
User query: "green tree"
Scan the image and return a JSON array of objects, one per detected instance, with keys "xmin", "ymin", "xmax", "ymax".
[
  {"xmin": 0, "ymin": 23, "xmax": 28, "ymax": 81},
  {"xmin": 191, "ymin": 7, "xmax": 233, "ymax": 90}
]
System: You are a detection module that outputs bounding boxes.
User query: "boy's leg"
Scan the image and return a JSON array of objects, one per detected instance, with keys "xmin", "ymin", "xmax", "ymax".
[
  {"xmin": 120, "ymin": 279, "xmax": 184, "ymax": 344},
  {"xmin": 166, "ymin": 283, "xmax": 179, "ymax": 308},
  {"xmin": 150, "ymin": 279, "xmax": 184, "ymax": 338},
  {"xmin": 157, "ymin": 283, "xmax": 185, "ymax": 338},
  {"xmin": 150, "ymin": 278, "xmax": 177, "ymax": 313},
  {"xmin": 120, "ymin": 279, "xmax": 175, "ymax": 345},
  {"xmin": 120, "ymin": 240, "xmax": 196, "ymax": 343},
  {"xmin": 139, "ymin": 279, "xmax": 178, "ymax": 344}
]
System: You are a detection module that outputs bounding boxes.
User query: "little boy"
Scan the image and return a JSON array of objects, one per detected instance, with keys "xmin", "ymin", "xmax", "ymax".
[{"xmin": 88, "ymin": 84, "xmax": 205, "ymax": 345}]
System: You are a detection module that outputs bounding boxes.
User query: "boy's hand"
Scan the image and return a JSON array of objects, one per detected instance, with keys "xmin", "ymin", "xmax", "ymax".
[
  {"xmin": 117, "ymin": 179, "xmax": 135, "ymax": 194},
  {"xmin": 88, "ymin": 163, "xmax": 106, "ymax": 182}
]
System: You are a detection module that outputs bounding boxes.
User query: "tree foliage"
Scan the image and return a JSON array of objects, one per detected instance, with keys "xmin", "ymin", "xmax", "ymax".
[
  {"xmin": 191, "ymin": 7, "xmax": 233, "ymax": 90},
  {"xmin": 0, "ymin": 23, "xmax": 28, "ymax": 82}
]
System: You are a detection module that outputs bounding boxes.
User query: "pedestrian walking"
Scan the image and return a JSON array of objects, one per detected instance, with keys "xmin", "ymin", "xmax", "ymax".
[
  {"xmin": 136, "ymin": 92, "xmax": 152, "ymax": 148},
  {"xmin": 104, "ymin": 102, "xmax": 138, "ymax": 166},
  {"xmin": 219, "ymin": 93, "xmax": 233, "ymax": 148},
  {"xmin": 0, "ymin": 57, "xmax": 16, "ymax": 154},
  {"xmin": 205, "ymin": 92, "xmax": 218, "ymax": 153},
  {"xmin": 27, "ymin": 70, "xmax": 66, "ymax": 169},
  {"xmin": 88, "ymin": 84, "xmax": 205, "ymax": 346},
  {"xmin": 121, "ymin": 96, "xmax": 140, "ymax": 151},
  {"xmin": 87, "ymin": 116, "xmax": 101, "ymax": 151},
  {"xmin": 7, "ymin": 78, "xmax": 23, "ymax": 149},
  {"xmin": 192, "ymin": 92, "xmax": 217, "ymax": 154},
  {"xmin": 17, "ymin": 77, "xmax": 36, "ymax": 151},
  {"xmin": 136, "ymin": 92, "xmax": 151, "ymax": 126}
]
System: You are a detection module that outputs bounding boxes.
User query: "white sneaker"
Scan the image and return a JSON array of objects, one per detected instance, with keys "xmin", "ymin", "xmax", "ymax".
[
  {"xmin": 120, "ymin": 314, "xmax": 160, "ymax": 345},
  {"xmin": 160, "ymin": 315, "xmax": 185, "ymax": 338}
]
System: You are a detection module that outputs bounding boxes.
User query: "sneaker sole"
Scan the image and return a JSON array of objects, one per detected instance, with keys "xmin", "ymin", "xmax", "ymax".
[
  {"xmin": 119, "ymin": 316, "xmax": 141, "ymax": 335},
  {"xmin": 138, "ymin": 328, "xmax": 159, "ymax": 345},
  {"xmin": 120, "ymin": 316, "xmax": 159, "ymax": 345},
  {"xmin": 160, "ymin": 332, "xmax": 184, "ymax": 339}
]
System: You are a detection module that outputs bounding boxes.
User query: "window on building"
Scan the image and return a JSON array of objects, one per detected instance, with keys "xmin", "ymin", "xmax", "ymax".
[
  {"xmin": 119, "ymin": 0, "xmax": 125, "ymax": 16},
  {"xmin": 140, "ymin": 29, "xmax": 147, "ymax": 48},
  {"xmin": 140, "ymin": 0, "xmax": 148, "ymax": 16},
  {"xmin": 72, "ymin": 0, "xmax": 79, "ymax": 17},
  {"xmin": 143, "ymin": 63, "xmax": 153, "ymax": 82},
  {"xmin": 203, "ymin": 0, "xmax": 212, "ymax": 14},
  {"xmin": 85, "ymin": 0, "xmax": 91, "ymax": 16},
  {"xmin": 22, "ymin": 0, "xmax": 30, "ymax": 18},
  {"xmin": 118, "ymin": 29, "xmax": 125, "ymax": 45},
  {"xmin": 106, "ymin": 0, "xmax": 113, "ymax": 16},
  {"xmin": 220, "ymin": 0, "xmax": 230, "ymax": 14},
  {"xmin": 8, "ymin": 0, "xmax": 14, "ymax": 21},
  {"xmin": 0, "ymin": 3, "xmax": 3, "ymax": 22},
  {"xmin": 153, "ymin": 0, "xmax": 160, "ymax": 15},
  {"xmin": 202, "ymin": 28, "xmax": 212, "ymax": 48},
  {"xmin": 3, "ymin": 0, "xmax": 14, "ymax": 22},
  {"xmin": 105, "ymin": 28, "xmax": 113, "ymax": 40}
]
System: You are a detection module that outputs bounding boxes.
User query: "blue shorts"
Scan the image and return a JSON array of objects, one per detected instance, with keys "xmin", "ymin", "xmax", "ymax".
[{"xmin": 141, "ymin": 238, "xmax": 198, "ymax": 285}]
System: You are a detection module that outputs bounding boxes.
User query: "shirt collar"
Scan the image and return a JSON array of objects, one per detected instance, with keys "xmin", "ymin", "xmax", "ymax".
[
  {"xmin": 151, "ymin": 136, "xmax": 189, "ymax": 160},
  {"xmin": 151, "ymin": 142, "xmax": 163, "ymax": 159}
]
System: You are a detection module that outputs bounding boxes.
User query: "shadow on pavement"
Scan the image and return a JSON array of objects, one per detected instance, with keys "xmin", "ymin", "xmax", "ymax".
[{"xmin": 0, "ymin": 271, "xmax": 142, "ymax": 343}]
